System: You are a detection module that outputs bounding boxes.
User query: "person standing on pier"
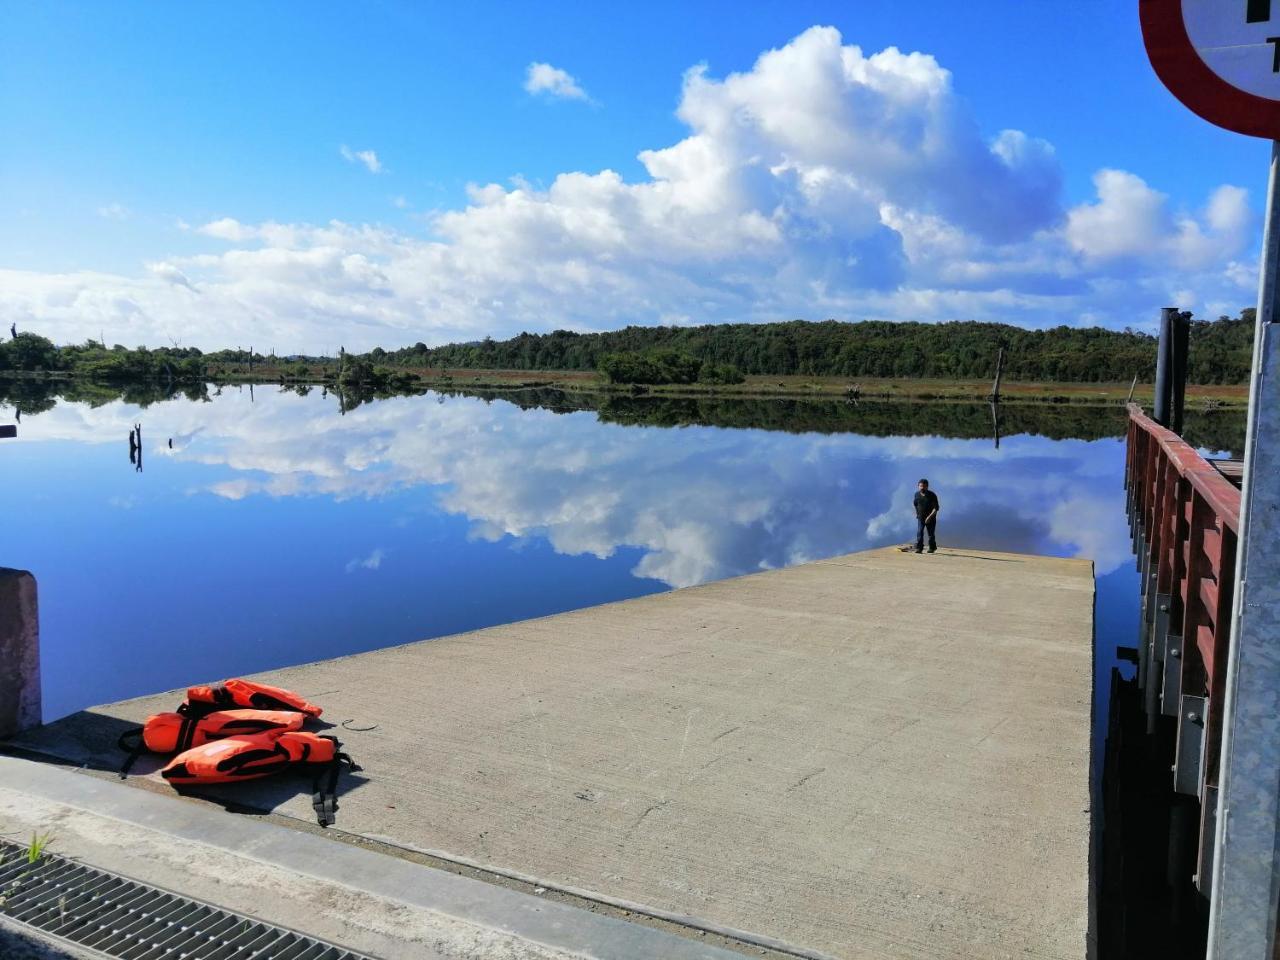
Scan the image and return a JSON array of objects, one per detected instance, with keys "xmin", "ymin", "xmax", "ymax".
[{"xmin": 914, "ymin": 479, "xmax": 940, "ymax": 554}]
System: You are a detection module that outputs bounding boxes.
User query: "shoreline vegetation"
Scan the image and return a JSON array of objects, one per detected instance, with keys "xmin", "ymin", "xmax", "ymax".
[
  {"xmin": 0, "ymin": 363, "xmax": 1249, "ymax": 406},
  {"xmin": 0, "ymin": 314, "xmax": 1255, "ymax": 408},
  {"xmin": 0, "ymin": 376, "xmax": 1249, "ymax": 456}
]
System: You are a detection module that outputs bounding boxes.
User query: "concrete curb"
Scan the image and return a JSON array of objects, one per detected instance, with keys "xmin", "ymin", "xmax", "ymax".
[{"xmin": 0, "ymin": 756, "xmax": 747, "ymax": 960}]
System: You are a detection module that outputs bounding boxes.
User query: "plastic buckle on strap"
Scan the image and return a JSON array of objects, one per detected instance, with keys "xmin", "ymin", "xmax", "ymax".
[{"xmin": 312, "ymin": 789, "xmax": 336, "ymax": 827}]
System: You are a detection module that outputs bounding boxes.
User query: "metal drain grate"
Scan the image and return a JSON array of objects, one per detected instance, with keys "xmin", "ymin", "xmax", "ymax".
[{"xmin": 0, "ymin": 839, "xmax": 378, "ymax": 959}]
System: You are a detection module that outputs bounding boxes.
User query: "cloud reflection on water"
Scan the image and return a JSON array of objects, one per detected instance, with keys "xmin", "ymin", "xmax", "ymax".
[{"xmin": 17, "ymin": 388, "xmax": 1133, "ymax": 586}]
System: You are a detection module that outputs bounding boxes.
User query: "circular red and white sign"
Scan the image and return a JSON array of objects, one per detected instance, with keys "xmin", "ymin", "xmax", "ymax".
[{"xmin": 1142, "ymin": 0, "xmax": 1280, "ymax": 138}]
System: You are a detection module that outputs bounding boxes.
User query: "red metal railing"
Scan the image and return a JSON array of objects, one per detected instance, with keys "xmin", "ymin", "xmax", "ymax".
[{"xmin": 1124, "ymin": 402, "xmax": 1240, "ymax": 890}]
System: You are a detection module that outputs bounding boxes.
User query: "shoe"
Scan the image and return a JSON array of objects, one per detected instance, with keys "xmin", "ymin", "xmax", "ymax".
[
  {"xmin": 928, "ymin": 547, "xmax": 937, "ymax": 554},
  {"xmin": 914, "ymin": 548, "xmax": 923, "ymax": 554}
]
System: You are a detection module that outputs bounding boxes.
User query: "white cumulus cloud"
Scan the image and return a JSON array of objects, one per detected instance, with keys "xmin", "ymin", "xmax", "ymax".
[
  {"xmin": 197, "ymin": 217, "xmax": 257, "ymax": 243},
  {"xmin": 0, "ymin": 26, "xmax": 1257, "ymax": 352},
  {"xmin": 340, "ymin": 145, "xmax": 383, "ymax": 174},
  {"xmin": 1066, "ymin": 171, "xmax": 1251, "ymax": 271},
  {"xmin": 524, "ymin": 62, "xmax": 591, "ymax": 101},
  {"xmin": 345, "ymin": 548, "xmax": 387, "ymax": 573}
]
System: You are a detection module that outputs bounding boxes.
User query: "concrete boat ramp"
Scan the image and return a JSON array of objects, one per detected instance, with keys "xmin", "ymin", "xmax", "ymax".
[{"xmin": 4, "ymin": 547, "xmax": 1095, "ymax": 959}]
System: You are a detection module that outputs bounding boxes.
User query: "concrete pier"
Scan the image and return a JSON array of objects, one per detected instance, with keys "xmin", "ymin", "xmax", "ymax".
[{"xmin": 8, "ymin": 547, "xmax": 1095, "ymax": 959}]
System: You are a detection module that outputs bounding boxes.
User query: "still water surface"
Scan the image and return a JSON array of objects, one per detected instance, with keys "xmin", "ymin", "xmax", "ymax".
[{"xmin": 1, "ymin": 385, "xmax": 1244, "ymax": 723}]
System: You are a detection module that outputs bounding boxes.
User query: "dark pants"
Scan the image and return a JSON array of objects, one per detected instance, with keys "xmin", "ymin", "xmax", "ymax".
[{"xmin": 916, "ymin": 517, "xmax": 936, "ymax": 552}]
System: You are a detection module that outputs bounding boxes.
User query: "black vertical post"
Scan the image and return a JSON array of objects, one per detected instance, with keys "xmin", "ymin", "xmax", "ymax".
[
  {"xmin": 1154, "ymin": 307, "xmax": 1176, "ymax": 427},
  {"xmin": 1170, "ymin": 312, "xmax": 1190, "ymax": 435}
]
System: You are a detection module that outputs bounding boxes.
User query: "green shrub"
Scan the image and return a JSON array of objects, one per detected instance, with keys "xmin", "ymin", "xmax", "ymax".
[
  {"xmin": 598, "ymin": 349, "xmax": 702, "ymax": 385},
  {"xmin": 698, "ymin": 363, "xmax": 745, "ymax": 385}
]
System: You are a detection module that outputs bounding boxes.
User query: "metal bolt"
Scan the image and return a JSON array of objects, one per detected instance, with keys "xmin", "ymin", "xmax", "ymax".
[
  {"xmin": 1160, "ymin": 603, "xmax": 1169, "ymax": 612},
  {"xmin": 1187, "ymin": 712, "xmax": 1202, "ymax": 723},
  {"xmin": 1171, "ymin": 647, "xmax": 1181, "ymax": 658}
]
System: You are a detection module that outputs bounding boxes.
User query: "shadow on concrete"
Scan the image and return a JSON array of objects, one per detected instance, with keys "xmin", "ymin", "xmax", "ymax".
[
  {"xmin": 170, "ymin": 768, "xmax": 371, "ymax": 826},
  {"xmin": 7, "ymin": 710, "xmax": 142, "ymax": 774},
  {"xmin": 934, "ymin": 553, "xmax": 1024, "ymax": 563},
  {"xmin": 893, "ymin": 547, "xmax": 1025, "ymax": 563},
  {"xmin": 3, "ymin": 708, "xmax": 368, "ymax": 829}
]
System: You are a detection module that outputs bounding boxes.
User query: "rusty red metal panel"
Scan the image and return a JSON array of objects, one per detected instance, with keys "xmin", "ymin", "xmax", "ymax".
[
  {"xmin": 1200, "ymin": 577, "xmax": 1221, "ymax": 627},
  {"xmin": 1197, "ymin": 624, "xmax": 1218, "ymax": 676},
  {"xmin": 1128, "ymin": 404, "xmax": 1241, "ymax": 532},
  {"xmin": 1159, "ymin": 468, "xmax": 1180, "ymax": 594},
  {"xmin": 1172, "ymin": 480, "xmax": 1190, "ymax": 627},
  {"xmin": 1184, "ymin": 493, "xmax": 1210, "ymax": 675},
  {"xmin": 1125, "ymin": 402, "xmax": 1242, "ymax": 852},
  {"xmin": 1153, "ymin": 455, "xmax": 1167, "ymax": 585},
  {"xmin": 1146, "ymin": 446, "xmax": 1165, "ymax": 569},
  {"xmin": 1203, "ymin": 526, "xmax": 1237, "ymax": 783}
]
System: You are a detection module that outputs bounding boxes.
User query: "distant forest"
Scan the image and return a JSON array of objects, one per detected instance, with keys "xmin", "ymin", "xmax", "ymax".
[
  {"xmin": 380, "ymin": 312, "xmax": 1256, "ymax": 384},
  {"xmin": 0, "ymin": 311, "xmax": 1257, "ymax": 384}
]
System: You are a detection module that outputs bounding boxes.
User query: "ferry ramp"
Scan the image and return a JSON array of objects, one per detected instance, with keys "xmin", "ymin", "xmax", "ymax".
[{"xmin": 9, "ymin": 546, "xmax": 1096, "ymax": 960}]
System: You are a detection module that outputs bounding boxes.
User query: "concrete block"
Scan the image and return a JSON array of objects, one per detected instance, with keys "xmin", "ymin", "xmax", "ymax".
[{"xmin": 0, "ymin": 568, "xmax": 40, "ymax": 737}]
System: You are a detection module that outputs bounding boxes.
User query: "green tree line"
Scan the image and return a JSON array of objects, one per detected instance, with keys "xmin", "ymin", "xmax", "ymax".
[
  {"xmin": 0, "ymin": 310, "xmax": 1257, "ymax": 384},
  {"xmin": 384, "ymin": 312, "xmax": 1256, "ymax": 384}
]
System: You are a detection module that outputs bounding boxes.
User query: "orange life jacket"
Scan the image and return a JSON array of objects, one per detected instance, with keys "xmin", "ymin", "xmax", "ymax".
[
  {"xmin": 161, "ymin": 731, "xmax": 359, "ymax": 826},
  {"xmin": 185, "ymin": 679, "xmax": 323, "ymax": 718},
  {"xmin": 117, "ymin": 709, "xmax": 304, "ymax": 778}
]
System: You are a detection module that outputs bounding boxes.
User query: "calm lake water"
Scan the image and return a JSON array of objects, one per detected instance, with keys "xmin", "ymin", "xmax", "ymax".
[{"xmin": 1, "ymin": 383, "xmax": 1245, "ymax": 725}]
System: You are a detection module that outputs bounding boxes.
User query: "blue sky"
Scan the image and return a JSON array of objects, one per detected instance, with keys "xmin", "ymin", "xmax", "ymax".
[{"xmin": 0, "ymin": 1, "xmax": 1269, "ymax": 352}]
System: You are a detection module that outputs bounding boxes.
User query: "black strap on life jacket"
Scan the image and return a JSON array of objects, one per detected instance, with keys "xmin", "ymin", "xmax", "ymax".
[
  {"xmin": 118, "ymin": 715, "xmax": 199, "ymax": 778},
  {"xmin": 217, "ymin": 717, "xmax": 287, "ymax": 736},
  {"xmin": 177, "ymin": 699, "xmax": 218, "ymax": 720},
  {"xmin": 117, "ymin": 728, "xmax": 145, "ymax": 779},
  {"xmin": 311, "ymin": 749, "xmax": 361, "ymax": 828},
  {"xmin": 213, "ymin": 741, "xmax": 292, "ymax": 777},
  {"xmin": 176, "ymin": 715, "xmax": 197, "ymax": 753},
  {"xmin": 247, "ymin": 690, "xmax": 298, "ymax": 711},
  {"xmin": 196, "ymin": 683, "xmax": 298, "ymax": 714}
]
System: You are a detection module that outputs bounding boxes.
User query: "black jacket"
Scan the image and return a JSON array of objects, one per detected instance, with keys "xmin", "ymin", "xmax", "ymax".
[{"xmin": 914, "ymin": 490, "xmax": 939, "ymax": 521}]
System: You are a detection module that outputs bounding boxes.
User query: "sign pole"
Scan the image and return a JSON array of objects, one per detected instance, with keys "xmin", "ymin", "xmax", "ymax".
[{"xmin": 1207, "ymin": 139, "xmax": 1280, "ymax": 959}]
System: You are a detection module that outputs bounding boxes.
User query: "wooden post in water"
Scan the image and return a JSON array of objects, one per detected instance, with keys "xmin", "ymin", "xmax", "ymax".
[
  {"xmin": 1126, "ymin": 374, "xmax": 1138, "ymax": 405},
  {"xmin": 989, "ymin": 347, "xmax": 1005, "ymax": 403}
]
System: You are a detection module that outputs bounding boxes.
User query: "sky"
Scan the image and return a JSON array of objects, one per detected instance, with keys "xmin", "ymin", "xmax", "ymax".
[{"xmin": 0, "ymin": 0, "xmax": 1271, "ymax": 353}]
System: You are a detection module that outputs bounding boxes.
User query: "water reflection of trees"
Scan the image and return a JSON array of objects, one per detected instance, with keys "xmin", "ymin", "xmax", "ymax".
[
  {"xmin": 0, "ymin": 377, "xmax": 1246, "ymax": 452},
  {"xmin": 0, "ymin": 377, "xmax": 211, "ymax": 412},
  {"xmin": 454, "ymin": 388, "xmax": 1247, "ymax": 452}
]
